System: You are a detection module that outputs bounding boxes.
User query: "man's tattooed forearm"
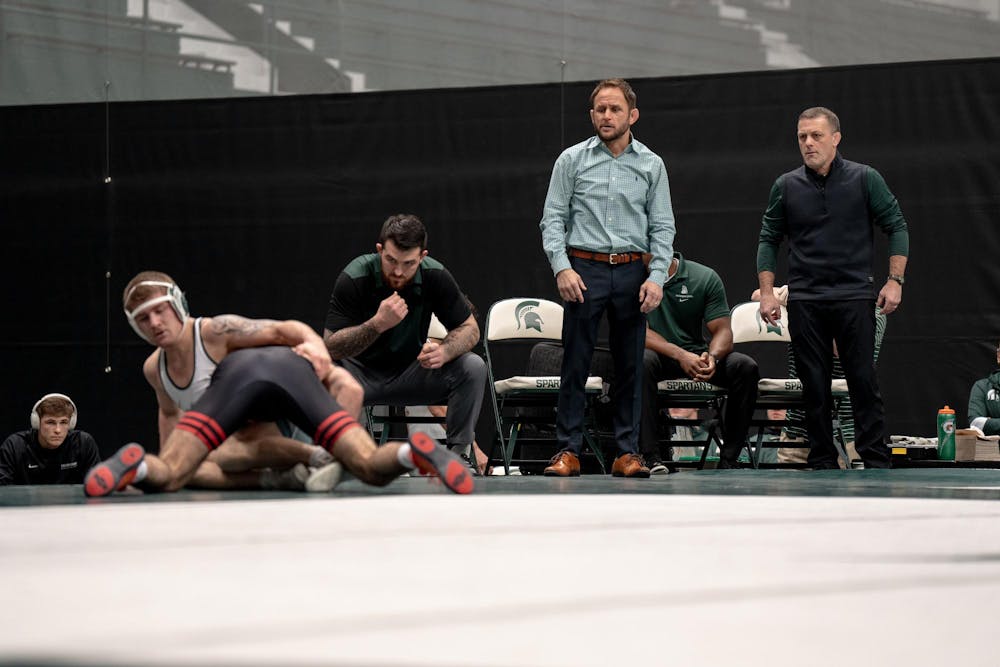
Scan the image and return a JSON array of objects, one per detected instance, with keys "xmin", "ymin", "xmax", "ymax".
[
  {"xmin": 441, "ymin": 322, "xmax": 479, "ymax": 357},
  {"xmin": 211, "ymin": 315, "xmax": 270, "ymax": 337},
  {"xmin": 324, "ymin": 322, "xmax": 379, "ymax": 360}
]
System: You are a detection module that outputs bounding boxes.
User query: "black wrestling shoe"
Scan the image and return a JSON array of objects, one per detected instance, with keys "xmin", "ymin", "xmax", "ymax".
[
  {"xmin": 409, "ymin": 432, "xmax": 475, "ymax": 494},
  {"xmin": 84, "ymin": 443, "xmax": 145, "ymax": 497}
]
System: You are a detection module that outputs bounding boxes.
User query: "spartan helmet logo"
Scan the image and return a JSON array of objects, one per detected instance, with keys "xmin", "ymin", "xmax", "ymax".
[
  {"xmin": 754, "ymin": 308, "xmax": 783, "ymax": 336},
  {"xmin": 515, "ymin": 300, "xmax": 543, "ymax": 332}
]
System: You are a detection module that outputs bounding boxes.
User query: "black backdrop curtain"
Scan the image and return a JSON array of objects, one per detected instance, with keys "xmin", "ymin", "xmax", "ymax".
[{"xmin": 2, "ymin": 57, "xmax": 999, "ymax": 453}]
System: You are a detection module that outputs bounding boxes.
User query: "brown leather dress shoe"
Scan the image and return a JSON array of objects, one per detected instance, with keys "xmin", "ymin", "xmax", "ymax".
[
  {"xmin": 544, "ymin": 451, "xmax": 581, "ymax": 476},
  {"xmin": 612, "ymin": 452, "xmax": 650, "ymax": 478}
]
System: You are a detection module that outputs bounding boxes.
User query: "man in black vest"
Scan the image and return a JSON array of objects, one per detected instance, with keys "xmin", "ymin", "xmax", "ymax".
[{"xmin": 756, "ymin": 107, "xmax": 909, "ymax": 470}]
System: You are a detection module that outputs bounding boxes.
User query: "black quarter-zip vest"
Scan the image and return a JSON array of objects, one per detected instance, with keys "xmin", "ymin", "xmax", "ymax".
[{"xmin": 782, "ymin": 154, "xmax": 875, "ymax": 301}]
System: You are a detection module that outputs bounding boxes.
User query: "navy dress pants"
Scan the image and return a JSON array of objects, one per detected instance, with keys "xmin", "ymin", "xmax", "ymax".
[{"xmin": 556, "ymin": 256, "xmax": 647, "ymax": 455}]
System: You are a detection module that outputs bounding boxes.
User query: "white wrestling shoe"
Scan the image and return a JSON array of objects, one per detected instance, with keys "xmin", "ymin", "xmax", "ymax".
[
  {"xmin": 260, "ymin": 463, "xmax": 309, "ymax": 491},
  {"xmin": 305, "ymin": 461, "xmax": 344, "ymax": 493}
]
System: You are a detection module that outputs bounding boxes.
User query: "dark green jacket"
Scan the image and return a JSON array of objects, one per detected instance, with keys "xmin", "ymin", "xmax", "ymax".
[{"xmin": 968, "ymin": 369, "xmax": 1000, "ymax": 435}]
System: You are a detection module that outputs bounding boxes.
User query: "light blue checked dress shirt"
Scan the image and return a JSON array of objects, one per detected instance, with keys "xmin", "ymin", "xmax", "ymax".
[{"xmin": 540, "ymin": 135, "xmax": 676, "ymax": 286}]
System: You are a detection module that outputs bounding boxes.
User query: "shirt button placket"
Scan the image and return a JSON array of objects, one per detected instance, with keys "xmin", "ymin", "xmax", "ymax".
[{"xmin": 608, "ymin": 164, "xmax": 617, "ymax": 224}]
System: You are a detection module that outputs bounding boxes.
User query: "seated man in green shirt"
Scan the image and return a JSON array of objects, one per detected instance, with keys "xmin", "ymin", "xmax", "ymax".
[
  {"xmin": 968, "ymin": 339, "xmax": 1000, "ymax": 435},
  {"xmin": 640, "ymin": 253, "xmax": 760, "ymax": 472}
]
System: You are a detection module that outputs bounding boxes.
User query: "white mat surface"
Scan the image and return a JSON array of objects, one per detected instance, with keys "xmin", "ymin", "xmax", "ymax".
[{"xmin": 2, "ymin": 493, "xmax": 999, "ymax": 666}]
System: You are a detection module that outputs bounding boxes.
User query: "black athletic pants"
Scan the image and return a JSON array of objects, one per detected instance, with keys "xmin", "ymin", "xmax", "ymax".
[
  {"xmin": 177, "ymin": 346, "xmax": 358, "ymax": 454},
  {"xmin": 787, "ymin": 299, "xmax": 890, "ymax": 468}
]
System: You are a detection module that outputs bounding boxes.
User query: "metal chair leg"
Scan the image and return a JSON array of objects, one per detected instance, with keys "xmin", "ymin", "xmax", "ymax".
[
  {"xmin": 504, "ymin": 422, "xmax": 521, "ymax": 475},
  {"xmin": 583, "ymin": 429, "xmax": 606, "ymax": 473},
  {"xmin": 832, "ymin": 414, "xmax": 851, "ymax": 469}
]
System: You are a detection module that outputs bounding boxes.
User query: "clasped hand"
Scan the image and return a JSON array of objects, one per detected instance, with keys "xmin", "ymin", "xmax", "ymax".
[
  {"xmin": 681, "ymin": 351, "xmax": 716, "ymax": 381},
  {"xmin": 417, "ymin": 340, "xmax": 447, "ymax": 369}
]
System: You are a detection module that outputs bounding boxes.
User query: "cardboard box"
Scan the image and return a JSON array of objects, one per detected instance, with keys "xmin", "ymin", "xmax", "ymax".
[
  {"xmin": 955, "ymin": 430, "xmax": 978, "ymax": 462},
  {"xmin": 976, "ymin": 439, "xmax": 1000, "ymax": 462}
]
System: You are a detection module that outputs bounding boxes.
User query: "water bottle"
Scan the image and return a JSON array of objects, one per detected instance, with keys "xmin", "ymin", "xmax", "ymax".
[{"xmin": 937, "ymin": 405, "xmax": 956, "ymax": 460}]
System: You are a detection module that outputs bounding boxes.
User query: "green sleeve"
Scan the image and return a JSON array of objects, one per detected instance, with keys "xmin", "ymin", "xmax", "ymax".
[
  {"xmin": 703, "ymin": 271, "xmax": 731, "ymax": 323},
  {"xmin": 867, "ymin": 168, "xmax": 909, "ymax": 257},
  {"xmin": 756, "ymin": 178, "xmax": 786, "ymax": 273}
]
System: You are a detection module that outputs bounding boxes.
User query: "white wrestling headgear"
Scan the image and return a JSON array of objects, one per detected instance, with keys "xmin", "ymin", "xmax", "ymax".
[
  {"xmin": 30, "ymin": 393, "xmax": 78, "ymax": 430},
  {"xmin": 124, "ymin": 280, "xmax": 190, "ymax": 343}
]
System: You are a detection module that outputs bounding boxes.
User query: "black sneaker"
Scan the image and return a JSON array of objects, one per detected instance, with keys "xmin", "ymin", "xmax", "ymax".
[
  {"xmin": 648, "ymin": 460, "xmax": 670, "ymax": 475},
  {"xmin": 455, "ymin": 451, "xmax": 484, "ymax": 476}
]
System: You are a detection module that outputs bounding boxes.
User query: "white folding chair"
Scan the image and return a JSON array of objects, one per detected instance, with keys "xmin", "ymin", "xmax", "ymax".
[{"xmin": 484, "ymin": 298, "xmax": 606, "ymax": 474}]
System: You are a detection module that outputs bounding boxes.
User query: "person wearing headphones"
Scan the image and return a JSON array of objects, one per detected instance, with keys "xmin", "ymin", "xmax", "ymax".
[{"xmin": 0, "ymin": 394, "xmax": 100, "ymax": 485}]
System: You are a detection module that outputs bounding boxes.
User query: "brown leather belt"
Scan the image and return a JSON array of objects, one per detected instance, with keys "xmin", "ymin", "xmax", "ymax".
[{"xmin": 568, "ymin": 248, "xmax": 644, "ymax": 265}]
